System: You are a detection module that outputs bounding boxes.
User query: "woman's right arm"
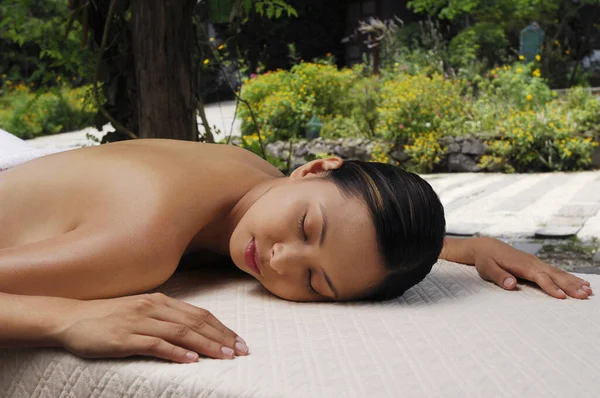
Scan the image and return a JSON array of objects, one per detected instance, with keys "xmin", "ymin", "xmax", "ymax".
[
  {"xmin": 0, "ymin": 291, "xmax": 249, "ymax": 362},
  {"xmin": 0, "ymin": 292, "xmax": 71, "ymax": 348},
  {"xmin": 0, "ymin": 226, "xmax": 250, "ymax": 361}
]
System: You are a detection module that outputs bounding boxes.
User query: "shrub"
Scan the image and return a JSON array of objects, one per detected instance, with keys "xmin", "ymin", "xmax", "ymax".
[
  {"xmin": 403, "ymin": 130, "xmax": 445, "ymax": 173},
  {"xmin": 239, "ymin": 130, "xmax": 287, "ymax": 170},
  {"xmin": 376, "ymin": 73, "xmax": 469, "ymax": 140},
  {"xmin": 0, "ymin": 82, "xmax": 97, "ymax": 139},
  {"xmin": 474, "ymin": 61, "xmax": 553, "ymax": 110},
  {"xmin": 238, "ymin": 62, "xmax": 361, "ymax": 141},
  {"xmin": 449, "ymin": 23, "xmax": 508, "ymax": 72},
  {"xmin": 237, "ymin": 60, "xmax": 598, "ymax": 173},
  {"xmin": 483, "ymin": 103, "xmax": 598, "ymax": 172}
]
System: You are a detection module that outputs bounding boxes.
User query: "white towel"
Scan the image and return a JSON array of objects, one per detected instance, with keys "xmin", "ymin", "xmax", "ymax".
[{"xmin": 0, "ymin": 129, "xmax": 67, "ymax": 171}]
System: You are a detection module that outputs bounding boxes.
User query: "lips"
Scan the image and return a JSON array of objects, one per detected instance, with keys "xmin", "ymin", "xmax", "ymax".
[{"xmin": 244, "ymin": 238, "xmax": 262, "ymax": 276}]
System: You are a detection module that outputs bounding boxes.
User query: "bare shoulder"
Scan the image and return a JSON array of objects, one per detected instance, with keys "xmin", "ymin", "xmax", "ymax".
[{"xmin": 0, "ymin": 140, "xmax": 278, "ymax": 261}]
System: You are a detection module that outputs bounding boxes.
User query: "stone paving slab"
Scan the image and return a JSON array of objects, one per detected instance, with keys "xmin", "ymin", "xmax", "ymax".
[{"xmin": 535, "ymin": 226, "xmax": 583, "ymax": 238}]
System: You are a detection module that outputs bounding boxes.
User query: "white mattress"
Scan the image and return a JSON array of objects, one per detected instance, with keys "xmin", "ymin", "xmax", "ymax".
[{"xmin": 1, "ymin": 261, "xmax": 599, "ymax": 398}]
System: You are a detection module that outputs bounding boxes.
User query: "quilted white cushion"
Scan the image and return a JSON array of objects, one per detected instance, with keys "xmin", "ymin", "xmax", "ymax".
[{"xmin": 1, "ymin": 261, "xmax": 598, "ymax": 398}]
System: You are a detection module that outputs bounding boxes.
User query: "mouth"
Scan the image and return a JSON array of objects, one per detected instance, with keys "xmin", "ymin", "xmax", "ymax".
[{"xmin": 244, "ymin": 237, "xmax": 262, "ymax": 276}]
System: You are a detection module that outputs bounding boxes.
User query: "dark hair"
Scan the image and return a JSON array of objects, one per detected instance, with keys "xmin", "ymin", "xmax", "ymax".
[{"xmin": 323, "ymin": 160, "xmax": 446, "ymax": 301}]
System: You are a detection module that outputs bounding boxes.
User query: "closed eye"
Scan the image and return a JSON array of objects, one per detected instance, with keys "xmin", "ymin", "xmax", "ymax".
[{"xmin": 297, "ymin": 213, "xmax": 307, "ymax": 241}]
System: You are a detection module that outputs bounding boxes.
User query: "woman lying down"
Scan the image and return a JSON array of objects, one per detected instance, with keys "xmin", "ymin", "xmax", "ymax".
[{"xmin": 0, "ymin": 139, "xmax": 593, "ymax": 364}]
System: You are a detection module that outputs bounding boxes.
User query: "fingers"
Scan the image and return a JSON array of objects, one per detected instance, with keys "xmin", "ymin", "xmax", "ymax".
[
  {"xmin": 479, "ymin": 258, "xmax": 593, "ymax": 300},
  {"xmin": 477, "ymin": 259, "xmax": 517, "ymax": 290},
  {"xmin": 127, "ymin": 335, "xmax": 202, "ymax": 364},
  {"xmin": 135, "ymin": 318, "xmax": 238, "ymax": 360},
  {"xmin": 162, "ymin": 295, "xmax": 241, "ymax": 341},
  {"xmin": 548, "ymin": 270, "xmax": 593, "ymax": 299},
  {"xmin": 532, "ymin": 272, "xmax": 567, "ymax": 299},
  {"xmin": 149, "ymin": 303, "xmax": 248, "ymax": 356}
]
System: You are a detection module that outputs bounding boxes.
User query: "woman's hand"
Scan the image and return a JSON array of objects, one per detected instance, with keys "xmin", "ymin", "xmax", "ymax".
[
  {"xmin": 468, "ymin": 237, "xmax": 593, "ymax": 299},
  {"xmin": 55, "ymin": 292, "xmax": 249, "ymax": 363}
]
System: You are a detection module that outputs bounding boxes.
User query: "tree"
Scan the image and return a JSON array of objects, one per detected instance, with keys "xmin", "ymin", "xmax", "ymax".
[
  {"xmin": 130, "ymin": 0, "xmax": 197, "ymax": 140},
  {"xmin": 80, "ymin": 0, "xmax": 296, "ymax": 143},
  {"xmin": 407, "ymin": 0, "xmax": 600, "ymax": 87}
]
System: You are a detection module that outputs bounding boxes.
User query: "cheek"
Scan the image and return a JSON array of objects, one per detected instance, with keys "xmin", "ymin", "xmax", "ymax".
[{"xmin": 261, "ymin": 277, "xmax": 304, "ymax": 301}]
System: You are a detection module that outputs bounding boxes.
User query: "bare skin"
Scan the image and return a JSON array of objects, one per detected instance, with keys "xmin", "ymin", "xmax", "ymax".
[{"xmin": 0, "ymin": 139, "xmax": 593, "ymax": 364}]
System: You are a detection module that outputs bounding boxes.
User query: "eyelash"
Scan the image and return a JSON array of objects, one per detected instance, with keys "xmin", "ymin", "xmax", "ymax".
[
  {"xmin": 298, "ymin": 214, "xmax": 317, "ymax": 295},
  {"xmin": 297, "ymin": 213, "xmax": 308, "ymax": 241},
  {"xmin": 307, "ymin": 270, "xmax": 318, "ymax": 295}
]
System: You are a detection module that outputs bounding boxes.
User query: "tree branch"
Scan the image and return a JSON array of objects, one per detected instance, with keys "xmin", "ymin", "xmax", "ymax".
[{"xmin": 92, "ymin": 0, "xmax": 137, "ymax": 140}]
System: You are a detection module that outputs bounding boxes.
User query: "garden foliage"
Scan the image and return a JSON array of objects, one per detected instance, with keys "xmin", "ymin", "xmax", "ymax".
[{"xmin": 238, "ymin": 56, "xmax": 599, "ymax": 173}]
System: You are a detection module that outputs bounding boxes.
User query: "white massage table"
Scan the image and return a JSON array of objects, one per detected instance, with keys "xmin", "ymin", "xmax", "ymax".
[{"xmin": 1, "ymin": 262, "xmax": 599, "ymax": 398}]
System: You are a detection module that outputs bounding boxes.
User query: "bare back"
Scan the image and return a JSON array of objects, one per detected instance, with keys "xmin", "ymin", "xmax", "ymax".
[{"xmin": 0, "ymin": 140, "xmax": 282, "ymax": 298}]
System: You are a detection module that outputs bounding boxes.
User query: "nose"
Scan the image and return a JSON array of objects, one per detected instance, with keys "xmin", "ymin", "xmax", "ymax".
[{"xmin": 270, "ymin": 242, "xmax": 305, "ymax": 276}]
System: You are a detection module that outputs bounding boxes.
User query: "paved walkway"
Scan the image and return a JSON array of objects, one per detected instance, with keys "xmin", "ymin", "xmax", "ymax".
[
  {"xmin": 25, "ymin": 101, "xmax": 600, "ymax": 242},
  {"xmin": 26, "ymin": 101, "xmax": 241, "ymax": 150},
  {"xmin": 422, "ymin": 172, "xmax": 600, "ymax": 241}
]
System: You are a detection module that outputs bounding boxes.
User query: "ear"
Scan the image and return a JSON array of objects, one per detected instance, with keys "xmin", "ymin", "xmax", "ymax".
[{"xmin": 290, "ymin": 157, "xmax": 343, "ymax": 179}]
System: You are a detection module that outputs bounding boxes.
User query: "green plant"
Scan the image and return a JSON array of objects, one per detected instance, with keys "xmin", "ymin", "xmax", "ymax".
[
  {"xmin": 238, "ymin": 62, "xmax": 361, "ymax": 141},
  {"xmin": 0, "ymin": 82, "xmax": 97, "ymax": 139},
  {"xmin": 238, "ymin": 131, "xmax": 287, "ymax": 170},
  {"xmin": 474, "ymin": 60, "xmax": 553, "ymax": 110},
  {"xmin": 563, "ymin": 87, "xmax": 600, "ymax": 134},
  {"xmin": 0, "ymin": 0, "xmax": 94, "ymax": 88},
  {"xmin": 483, "ymin": 103, "xmax": 598, "ymax": 172},
  {"xmin": 376, "ymin": 73, "xmax": 469, "ymax": 141},
  {"xmin": 448, "ymin": 23, "xmax": 508, "ymax": 72},
  {"xmin": 403, "ymin": 131, "xmax": 445, "ymax": 172},
  {"xmin": 320, "ymin": 116, "xmax": 362, "ymax": 139}
]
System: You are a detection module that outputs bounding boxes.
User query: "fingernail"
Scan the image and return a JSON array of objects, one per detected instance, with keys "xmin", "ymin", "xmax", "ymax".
[
  {"xmin": 503, "ymin": 278, "xmax": 514, "ymax": 288},
  {"xmin": 235, "ymin": 342, "xmax": 248, "ymax": 354},
  {"xmin": 221, "ymin": 347, "xmax": 234, "ymax": 357},
  {"xmin": 186, "ymin": 351, "xmax": 198, "ymax": 362},
  {"xmin": 236, "ymin": 336, "xmax": 247, "ymax": 345}
]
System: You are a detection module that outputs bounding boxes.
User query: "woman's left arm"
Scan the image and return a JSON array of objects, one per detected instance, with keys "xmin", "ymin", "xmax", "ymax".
[{"xmin": 440, "ymin": 237, "xmax": 593, "ymax": 299}]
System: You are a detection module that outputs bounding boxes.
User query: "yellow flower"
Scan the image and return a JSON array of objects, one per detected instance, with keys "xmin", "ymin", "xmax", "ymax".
[
  {"xmin": 209, "ymin": 37, "xmax": 215, "ymax": 42},
  {"xmin": 565, "ymin": 49, "xmax": 571, "ymax": 55},
  {"xmin": 549, "ymin": 122, "xmax": 555, "ymax": 128},
  {"xmin": 57, "ymin": 76, "xmax": 61, "ymax": 81},
  {"xmin": 1, "ymin": 74, "xmax": 6, "ymax": 78},
  {"xmin": 535, "ymin": 54, "xmax": 541, "ymax": 61},
  {"xmin": 203, "ymin": 59, "xmax": 210, "ymax": 65},
  {"xmin": 218, "ymin": 44, "xmax": 225, "ymax": 50},
  {"xmin": 526, "ymin": 94, "xmax": 533, "ymax": 101},
  {"xmin": 516, "ymin": 68, "xmax": 522, "ymax": 73},
  {"xmin": 519, "ymin": 55, "xmax": 525, "ymax": 60},
  {"xmin": 532, "ymin": 69, "xmax": 541, "ymax": 77}
]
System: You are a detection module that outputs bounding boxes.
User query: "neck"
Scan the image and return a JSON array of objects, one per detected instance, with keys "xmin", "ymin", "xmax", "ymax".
[{"xmin": 185, "ymin": 174, "xmax": 287, "ymax": 256}]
